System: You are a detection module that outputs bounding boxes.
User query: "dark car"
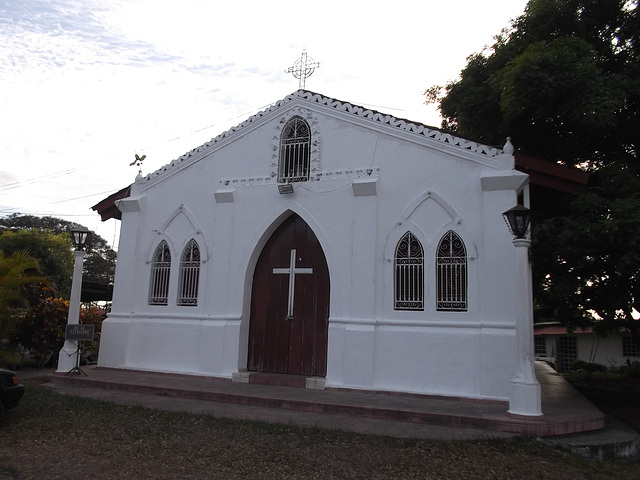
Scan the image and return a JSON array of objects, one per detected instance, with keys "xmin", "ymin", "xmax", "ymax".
[{"xmin": 0, "ymin": 369, "xmax": 25, "ymax": 416}]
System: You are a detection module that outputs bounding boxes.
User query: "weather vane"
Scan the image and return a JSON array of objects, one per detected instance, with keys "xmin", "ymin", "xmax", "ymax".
[
  {"xmin": 286, "ymin": 51, "xmax": 320, "ymax": 90},
  {"xmin": 130, "ymin": 153, "xmax": 146, "ymax": 174}
]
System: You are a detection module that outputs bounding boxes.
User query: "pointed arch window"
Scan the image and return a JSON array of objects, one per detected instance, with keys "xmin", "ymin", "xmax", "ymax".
[
  {"xmin": 436, "ymin": 231, "xmax": 467, "ymax": 311},
  {"xmin": 279, "ymin": 116, "xmax": 310, "ymax": 182},
  {"xmin": 394, "ymin": 232, "xmax": 424, "ymax": 310},
  {"xmin": 178, "ymin": 239, "xmax": 200, "ymax": 306},
  {"xmin": 149, "ymin": 241, "xmax": 171, "ymax": 305}
]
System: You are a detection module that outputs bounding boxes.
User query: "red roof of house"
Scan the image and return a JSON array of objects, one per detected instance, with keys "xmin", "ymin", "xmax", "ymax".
[
  {"xmin": 91, "ymin": 185, "xmax": 131, "ymax": 221},
  {"xmin": 534, "ymin": 325, "xmax": 593, "ymax": 336},
  {"xmin": 514, "ymin": 153, "xmax": 590, "ymax": 194}
]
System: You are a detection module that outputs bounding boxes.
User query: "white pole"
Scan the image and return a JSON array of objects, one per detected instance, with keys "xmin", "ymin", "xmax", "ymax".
[
  {"xmin": 508, "ymin": 238, "xmax": 542, "ymax": 417},
  {"xmin": 56, "ymin": 249, "xmax": 85, "ymax": 373}
]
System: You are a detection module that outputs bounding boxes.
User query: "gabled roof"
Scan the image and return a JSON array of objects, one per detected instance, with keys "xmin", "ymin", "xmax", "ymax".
[
  {"xmin": 138, "ymin": 90, "xmax": 506, "ymax": 185},
  {"xmin": 92, "ymin": 90, "xmax": 590, "ymax": 221}
]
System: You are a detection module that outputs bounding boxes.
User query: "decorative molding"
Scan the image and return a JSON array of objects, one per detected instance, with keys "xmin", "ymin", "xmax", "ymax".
[
  {"xmin": 214, "ymin": 188, "xmax": 236, "ymax": 203},
  {"xmin": 481, "ymin": 170, "xmax": 529, "ymax": 192},
  {"xmin": 141, "ymin": 90, "xmax": 504, "ymax": 185},
  {"xmin": 115, "ymin": 195, "xmax": 142, "ymax": 213},
  {"xmin": 219, "ymin": 167, "xmax": 381, "ymax": 188},
  {"xmin": 352, "ymin": 177, "xmax": 378, "ymax": 197},
  {"xmin": 271, "ymin": 107, "xmax": 321, "ymax": 180}
]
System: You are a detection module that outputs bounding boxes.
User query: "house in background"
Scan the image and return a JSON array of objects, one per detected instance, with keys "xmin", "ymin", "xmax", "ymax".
[
  {"xmin": 92, "ymin": 90, "xmax": 588, "ymax": 416},
  {"xmin": 534, "ymin": 323, "xmax": 640, "ymax": 372}
]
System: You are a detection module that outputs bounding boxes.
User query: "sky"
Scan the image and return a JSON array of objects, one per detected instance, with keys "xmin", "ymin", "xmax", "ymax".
[{"xmin": 0, "ymin": 0, "xmax": 529, "ymax": 249}]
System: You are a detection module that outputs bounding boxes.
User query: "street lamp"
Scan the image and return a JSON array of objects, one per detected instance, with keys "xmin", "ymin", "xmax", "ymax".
[
  {"xmin": 503, "ymin": 204, "xmax": 542, "ymax": 417},
  {"xmin": 56, "ymin": 228, "xmax": 90, "ymax": 373},
  {"xmin": 502, "ymin": 205, "xmax": 531, "ymax": 239},
  {"xmin": 70, "ymin": 228, "xmax": 90, "ymax": 250}
]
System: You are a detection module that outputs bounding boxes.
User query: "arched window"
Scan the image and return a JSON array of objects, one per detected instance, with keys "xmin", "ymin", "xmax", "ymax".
[
  {"xmin": 149, "ymin": 241, "xmax": 171, "ymax": 305},
  {"xmin": 436, "ymin": 231, "xmax": 467, "ymax": 311},
  {"xmin": 178, "ymin": 239, "xmax": 200, "ymax": 306},
  {"xmin": 394, "ymin": 232, "xmax": 424, "ymax": 310},
  {"xmin": 279, "ymin": 116, "xmax": 310, "ymax": 182}
]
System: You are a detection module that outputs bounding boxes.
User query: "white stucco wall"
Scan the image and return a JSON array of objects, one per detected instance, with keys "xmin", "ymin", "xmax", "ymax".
[
  {"xmin": 99, "ymin": 92, "xmax": 529, "ymax": 402},
  {"xmin": 536, "ymin": 334, "xmax": 637, "ymax": 370}
]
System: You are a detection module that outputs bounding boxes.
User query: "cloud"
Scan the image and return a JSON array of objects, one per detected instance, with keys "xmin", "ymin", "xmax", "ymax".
[{"xmin": 0, "ymin": 0, "xmax": 529, "ymax": 246}]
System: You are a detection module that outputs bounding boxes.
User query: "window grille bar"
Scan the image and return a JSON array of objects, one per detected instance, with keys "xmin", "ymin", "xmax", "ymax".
[
  {"xmin": 436, "ymin": 231, "xmax": 467, "ymax": 311},
  {"xmin": 279, "ymin": 117, "xmax": 310, "ymax": 182},
  {"xmin": 394, "ymin": 232, "xmax": 424, "ymax": 310},
  {"xmin": 623, "ymin": 337, "xmax": 640, "ymax": 357},
  {"xmin": 149, "ymin": 241, "xmax": 171, "ymax": 305},
  {"xmin": 178, "ymin": 240, "xmax": 200, "ymax": 306},
  {"xmin": 178, "ymin": 264, "xmax": 200, "ymax": 305},
  {"xmin": 149, "ymin": 262, "xmax": 170, "ymax": 305}
]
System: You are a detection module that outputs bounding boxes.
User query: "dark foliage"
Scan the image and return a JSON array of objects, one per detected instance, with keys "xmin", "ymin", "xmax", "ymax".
[{"xmin": 427, "ymin": 0, "xmax": 640, "ymax": 346}]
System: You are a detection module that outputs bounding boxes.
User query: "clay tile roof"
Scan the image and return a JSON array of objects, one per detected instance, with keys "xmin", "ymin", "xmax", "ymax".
[{"xmin": 534, "ymin": 325, "xmax": 593, "ymax": 335}]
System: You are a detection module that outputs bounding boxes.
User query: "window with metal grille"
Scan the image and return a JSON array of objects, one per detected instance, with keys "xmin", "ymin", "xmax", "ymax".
[
  {"xmin": 394, "ymin": 232, "xmax": 424, "ymax": 310},
  {"xmin": 557, "ymin": 336, "xmax": 577, "ymax": 372},
  {"xmin": 436, "ymin": 231, "xmax": 467, "ymax": 311},
  {"xmin": 178, "ymin": 239, "xmax": 200, "ymax": 306},
  {"xmin": 623, "ymin": 337, "xmax": 640, "ymax": 357},
  {"xmin": 279, "ymin": 116, "xmax": 310, "ymax": 183},
  {"xmin": 535, "ymin": 337, "xmax": 547, "ymax": 356},
  {"xmin": 149, "ymin": 240, "xmax": 171, "ymax": 305}
]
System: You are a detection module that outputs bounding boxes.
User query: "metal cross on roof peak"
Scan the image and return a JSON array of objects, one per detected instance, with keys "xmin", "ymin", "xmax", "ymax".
[{"xmin": 286, "ymin": 51, "xmax": 320, "ymax": 90}]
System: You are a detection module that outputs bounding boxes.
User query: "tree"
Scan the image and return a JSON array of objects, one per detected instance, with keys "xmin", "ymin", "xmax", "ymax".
[
  {"xmin": 0, "ymin": 229, "xmax": 73, "ymax": 297},
  {"xmin": 0, "ymin": 214, "xmax": 117, "ymax": 288},
  {"xmin": 0, "ymin": 250, "xmax": 50, "ymax": 367},
  {"xmin": 430, "ymin": 0, "xmax": 639, "ymax": 166},
  {"xmin": 426, "ymin": 0, "xmax": 640, "ymax": 345},
  {"xmin": 0, "ymin": 215, "xmax": 116, "ymax": 366},
  {"xmin": 535, "ymin": 163, "xmax": 640, "ymax": 346},
  {"xmin": 11, "ymin": 288, "xmax": 68, "ymax": 368}
]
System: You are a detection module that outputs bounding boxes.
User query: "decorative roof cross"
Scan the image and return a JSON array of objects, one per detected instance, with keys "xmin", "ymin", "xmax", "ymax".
[{"xmin": 285, "ymin": 51, "xmax": 320, "ymax": 89}]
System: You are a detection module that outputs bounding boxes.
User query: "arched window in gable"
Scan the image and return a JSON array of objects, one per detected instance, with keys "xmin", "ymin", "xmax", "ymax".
[
  {"xmin": 394, "ymin": 231, "xmax": 424, "ymax": 311},
  {"xmin": 149, "ymin": 240, "xmax": 171, "ymax": 305},
  {"xmin": 436, "ymin": 231, "xmax": 467, "ymax": 311},
  {"xmin": 177, "ymin": 239, "xmax": 200, "ymax": 306},
  {"xmin": 279, "ymin": 116, "xmax": 310, "ymax": 183}
]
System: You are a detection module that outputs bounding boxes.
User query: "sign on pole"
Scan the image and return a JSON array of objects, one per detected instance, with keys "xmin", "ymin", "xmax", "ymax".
[{"xmin": 65, "ymin": 324, "xmax": 95, "ymax": 341}]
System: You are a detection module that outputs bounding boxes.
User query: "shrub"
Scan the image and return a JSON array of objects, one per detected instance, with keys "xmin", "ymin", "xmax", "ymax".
[
  {"xmin": 571, "ymin": 360, "xmax": 607, "ymax": 373},
  {"xmin": 620, "ymin": 361, "xmax": 640, "ymax": 380}
]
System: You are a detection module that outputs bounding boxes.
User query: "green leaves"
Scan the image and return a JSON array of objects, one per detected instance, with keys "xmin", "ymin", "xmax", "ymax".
[
  {"xmin": 428, "ymin": 0, "xmax": 640, "ymax": 346},
  {"xmin": 430, "ymin": 0, "xmax": 639, "ymax": 165},
  {"xmin": 0, "ymin": 250, "xmax": 50, "ymax": 367}
]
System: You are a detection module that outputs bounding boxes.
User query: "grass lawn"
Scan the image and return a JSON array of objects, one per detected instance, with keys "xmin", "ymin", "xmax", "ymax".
[{"xmin": 0, "ymin": 377, "xmax": 638, "ymax": 479}]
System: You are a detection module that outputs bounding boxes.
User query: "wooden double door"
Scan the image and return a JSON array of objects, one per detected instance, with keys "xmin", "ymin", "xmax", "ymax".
[{"xmin": 248, "ymin": 214, "xmax": 330, "ymax": 377}]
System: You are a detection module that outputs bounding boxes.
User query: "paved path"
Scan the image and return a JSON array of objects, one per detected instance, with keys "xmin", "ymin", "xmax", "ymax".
[
  {"xmin": 19, "ymin": 362, "xmax": 603, "ymax": 438},
  {"xmin": 16, "ymin": 362, "xmax": 639, "ymax": 456}
]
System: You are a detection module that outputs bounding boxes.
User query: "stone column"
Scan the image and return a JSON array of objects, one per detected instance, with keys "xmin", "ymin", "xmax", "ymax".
[{"xmin": 508, "ymin": 238, "xmax": 542, "ymax": 417}]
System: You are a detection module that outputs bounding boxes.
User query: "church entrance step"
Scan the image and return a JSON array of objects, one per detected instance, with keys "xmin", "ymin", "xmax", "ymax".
[
  {"xmin": 46, "ymin": 365, "xmax": 609, "ymax": 439},
  {"xmin": 248, "ymin": 372, "xmax": 308, "ymax": 388}
]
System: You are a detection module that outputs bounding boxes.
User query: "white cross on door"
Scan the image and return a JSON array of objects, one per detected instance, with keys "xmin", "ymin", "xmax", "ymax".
[{"xmin": 273, "ymin": 249, "xmax": 313, "ymax": 320}]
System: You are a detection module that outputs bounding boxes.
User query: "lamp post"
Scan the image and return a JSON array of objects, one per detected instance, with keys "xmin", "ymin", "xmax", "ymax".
[
  {"xmin": 56, "ymin": 228, "xmax": 90, "ymax": 373},
  {"xmin": 502, "ymin": 205, "xmax": 542, "ymax": 417}
]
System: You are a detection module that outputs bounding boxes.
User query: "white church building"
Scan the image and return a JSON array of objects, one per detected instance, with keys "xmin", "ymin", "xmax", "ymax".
[{"xmin": 97, "ymin": 90, "xmax": 542, "ymax": 414}]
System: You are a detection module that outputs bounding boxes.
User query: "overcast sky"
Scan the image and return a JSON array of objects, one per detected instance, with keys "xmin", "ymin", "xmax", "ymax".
[{"xmin": 0, "ymin": 0, "xmax": 528, "ymax": 248}]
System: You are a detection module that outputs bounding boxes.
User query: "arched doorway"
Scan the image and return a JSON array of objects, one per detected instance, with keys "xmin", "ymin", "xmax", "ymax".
[{"xmin": 248, "ymin": 214, "xmax": 329, "ymax": 376}]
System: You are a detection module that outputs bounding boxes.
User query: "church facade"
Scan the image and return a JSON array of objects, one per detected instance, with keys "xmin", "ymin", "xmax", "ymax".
[{"xmin": 98, "ymin": 90, "xmax": 534, "ymax": 405}]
